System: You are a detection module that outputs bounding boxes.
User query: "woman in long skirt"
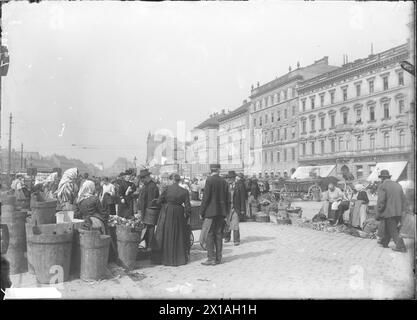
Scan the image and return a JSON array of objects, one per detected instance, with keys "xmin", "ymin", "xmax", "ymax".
[{"xmin": 151, "ymin": 174, "xmax": 191, "ymax": 266}]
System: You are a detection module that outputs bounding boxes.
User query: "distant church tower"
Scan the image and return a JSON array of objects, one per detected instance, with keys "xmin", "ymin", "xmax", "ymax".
[{"xmin": 146, "ymin": 132, "xmax": 156, "ymax": 164}]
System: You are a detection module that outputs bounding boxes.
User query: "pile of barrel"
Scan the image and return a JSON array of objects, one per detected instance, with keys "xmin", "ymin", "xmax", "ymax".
[{"xmin": 0, "ymin": 195, "xmax": 112, "ymax": 284}]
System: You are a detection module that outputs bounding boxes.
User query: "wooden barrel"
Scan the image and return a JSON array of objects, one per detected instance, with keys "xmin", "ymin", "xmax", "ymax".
[
  {"xmin": 1, "ymin": 223, "xmax": 9, "ymax": 255},
  {"xmin": 69, "ymin": 220, "xmax": 86, "ymax": 277},
  {"xmin": 143, "ymin": 207, "xmax": 160, "ymax": 225},
  {"xmin": 277, "ymin": 205, "xmax": 288, "ymax": 219},
  {"xmin": 27, "ymin": 225, "xmax": 73, "ymax": 284},
  {"xmin": 116, "ymin": 225, "xmax": 140, "ymax": 269},
  {"xmin": 79, "ymin": 230, "xmax": 110, "ymax": 281},
  {"xmin": 1, "ymin": 205, "xmax": 28, "ymax": 275},
  {"xmin": 255, "ymin": 212, "xmax": 270, "ymax": 223},
  {"xmin": 31, "ymin": 200, "xmax": 58, "ymax": 225}
]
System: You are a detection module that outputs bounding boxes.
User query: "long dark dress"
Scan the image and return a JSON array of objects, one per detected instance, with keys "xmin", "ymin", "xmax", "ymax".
[{"xmin": 151, "ymin": 184, "xmax": 191, "ymax": 266}]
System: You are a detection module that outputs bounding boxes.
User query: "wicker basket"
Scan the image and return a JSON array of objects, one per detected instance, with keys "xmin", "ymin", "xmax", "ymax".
[
  {"xmin": 254, "ymin": 212, "xmax": 270, "ymax": 223},
  {"xmin": 276, "ymin": 218, "xmax": 291, "ymax": 225},
  {"xmin": 143, "ymin": 207, "xmax": 160, "ymax": 225}
]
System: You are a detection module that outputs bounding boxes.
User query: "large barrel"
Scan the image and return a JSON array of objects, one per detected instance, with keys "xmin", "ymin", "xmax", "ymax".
[
  {"xmin": 27, "ymin": 223, "xmax": 73, "ymax": 284},
  {"xmin": 69, "ymin": 220, "xmax": 85, "ymax": 278},
  {"xmin": 116, "ymin": 225, "xmax": 140, "ymax": 269},
  {"xmin": 79, "ymin": 230, "xmax": 110, "ymax": 281},
  {"xmin": 31, "ymin": 200, "xmax": 58, "ymax": 225},
  {"xmin": 1, "ymin": 196, "xmax": 28, "ymax": 274}
]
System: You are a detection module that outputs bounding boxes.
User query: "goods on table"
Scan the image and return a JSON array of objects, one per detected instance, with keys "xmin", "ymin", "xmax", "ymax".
[{"xmin": 108, "ymin": 215, "xmax": 144, "ymax": 231}]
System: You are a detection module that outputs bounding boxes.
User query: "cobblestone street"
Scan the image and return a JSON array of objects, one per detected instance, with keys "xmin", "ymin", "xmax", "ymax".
[{"xmin": 9, "ymin": 201, "xmax": 415, "ymax": 300}]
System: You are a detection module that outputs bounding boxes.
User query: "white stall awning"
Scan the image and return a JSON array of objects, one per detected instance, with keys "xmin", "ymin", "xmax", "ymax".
[
  {"xmin": 366, "ymin": 161, "xmax": 408, "ymax": 182},
  {"xmin": 291, "ymin": 165, "xmax": 336, "ymax": 179}
]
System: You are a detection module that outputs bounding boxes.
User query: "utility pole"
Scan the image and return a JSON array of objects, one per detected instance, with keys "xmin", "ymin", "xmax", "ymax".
[
  {"xmin": 7, "ymin": 113, "xmax": 12, "ymax": 183},
  {"xmin": 20, "ymin": 142, "xmax": 23, "ymax": 170}
]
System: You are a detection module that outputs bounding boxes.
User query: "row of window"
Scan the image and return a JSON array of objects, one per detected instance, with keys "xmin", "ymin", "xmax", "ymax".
[
  {"xmin": 263, "ymin": 147, "xmax": 297, "ymax": 163},
  {"xmin": 253, "ymin": 87, "xmax": 297, "ymax": 112},
  {"xmin": 300, "ymin": 130, "xmax": 406, "ymax": 156},
  {"xmin": 262, "ymin": 126, "xmax": 297, "ymax": 144},
  {"xmin": 300, "ymin": 98, "xmax": 406, "ymax": 133},
  {"xmin": 301, "ymin": 71, "xmax": 404, "ymax": 111},
  {"xmin": 253, "ymin": 105, "xmax": 297, "ymax": 127}
]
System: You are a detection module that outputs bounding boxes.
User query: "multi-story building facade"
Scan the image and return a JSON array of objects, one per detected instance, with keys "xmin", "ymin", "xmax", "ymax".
[
  {"xmin": 297, "ymin": 43, "xmax": 414, "ymax": 180},
  {"xmin": 248, "ymin": 57, "xmax": 339, "ymax": 178},
  {"xmin": 218, "ymin": 100, "xmax": 250, "ymax": 174},
  {"xmin": 189, "ymin": 112, "xmax": 224, "ymax": 176}
]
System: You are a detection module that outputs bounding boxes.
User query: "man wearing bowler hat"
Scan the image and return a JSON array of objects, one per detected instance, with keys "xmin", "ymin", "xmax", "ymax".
[
  {"xmin": 200, "ymin": 164, "xmax": 230, "ymax": 265},
  {"xmin": 139, "ymin": 168, "xmax": 160, "ymax": 251},
  {"xmin": 376, "ymin": 169, "xmax": 408, "ymax": 252}
]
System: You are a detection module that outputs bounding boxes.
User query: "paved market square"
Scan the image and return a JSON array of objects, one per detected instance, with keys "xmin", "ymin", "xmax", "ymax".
[{"xmin": 9, "ymin": 201, "xmax": 415, "ymax": 299}]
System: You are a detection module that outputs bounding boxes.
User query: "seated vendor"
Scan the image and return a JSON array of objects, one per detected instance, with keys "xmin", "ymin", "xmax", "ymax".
[
  {"xmin": 322, "ymin": 182, "xmax": 348, "ymax": 225},
  {"xmin": 74, "ymin": 180, "xmax": 108, "ymax": 234}
]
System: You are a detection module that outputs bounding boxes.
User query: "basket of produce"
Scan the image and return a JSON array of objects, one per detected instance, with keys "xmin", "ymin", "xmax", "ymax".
[{"xmin": 276, "ymin": 217, "xmax": 291, "ymax": 225}]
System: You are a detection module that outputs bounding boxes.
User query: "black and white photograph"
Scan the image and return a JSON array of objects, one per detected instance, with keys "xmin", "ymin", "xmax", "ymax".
[{"xmin": 0, "ymin": 0, "xmax": 415, "ymax": 302}]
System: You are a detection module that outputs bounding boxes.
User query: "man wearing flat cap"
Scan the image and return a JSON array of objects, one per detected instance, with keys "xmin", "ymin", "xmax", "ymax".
[
  {"xmin": 139, "ymin": 168, "xmax": 160, "ymax": 251},
  {"xmin": 199, "ymin": 164, "xmax": 230, "ymax": 265},
  {"xmin": 376, "ymin": 169, "xmax": 407, "ymax": 252}
]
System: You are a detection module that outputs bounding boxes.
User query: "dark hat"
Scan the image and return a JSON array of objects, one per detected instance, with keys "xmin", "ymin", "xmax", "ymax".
[
  {"xmin": 209, "ymin": 164, "xmax": 221, "ymax": 170},
  {"xmin": 227, "ymin": 171, "xmax": 236, "ymax": 178},
  {"xmin": 378, "ymin": 169, "xmax": 391, "ymax": 179},
  {"xmin": 173, "ymin": 174, "xmax": 181, "ymax": 182},
  {"xmin": 125, "ymin": 169, "xmax": 134, "ymax": 176},
  {"xmin": 139, "ymin": 169, "xmax": 151, "ymax": 178}
]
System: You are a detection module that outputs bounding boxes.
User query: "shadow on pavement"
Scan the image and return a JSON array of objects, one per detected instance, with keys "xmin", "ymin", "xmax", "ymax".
[
  {"xmin": 189, "ymin": 247, "xmax": 233, "ymax": 262},
  {"xmin": 242, "ymin": 236, "xmax": 276, "ymax": 243},
  {"xmin": 222, "ymin": 249, "xmax": 275, "ymax": 263}
]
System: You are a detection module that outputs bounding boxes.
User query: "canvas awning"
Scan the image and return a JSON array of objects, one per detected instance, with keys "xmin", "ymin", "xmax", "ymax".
[
  {"xmin": 291, "ymin": 165, "xmax": 336, "ymax": 179},
  {"xmin": 366, "ymin": 161, "xmax": 408, "ymax": 182}
]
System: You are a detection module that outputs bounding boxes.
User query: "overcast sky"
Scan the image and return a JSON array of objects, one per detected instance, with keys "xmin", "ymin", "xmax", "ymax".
[{"xmin": 1, "ymin": 1, "xmax": 412, "ymax": 167}]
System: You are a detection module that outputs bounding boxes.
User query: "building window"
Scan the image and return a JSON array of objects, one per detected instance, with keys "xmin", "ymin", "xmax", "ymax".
[
  {"xmin": 320, "ymin": 140, "xmax": 325, "ymax": 154},
  {"xmin": 330, "ymin": 114, "xmax": 335, "ymax": 128},
  {"xmin": 320, "ymin": 95, "xmax": 324, "ymax": 107},
  {"xmin": 330, "ymin": 91, "xmax": 335, "ymax": 104},
  {"xmin": 274, "ymin": 93, "xmax": 278, "ymax": 104},
  {"xmin": 356, "ymin": 84, "xmax": 361, "ymax": 97},
  {"xmin": 383, "ymin": 103, "xmax": 389, "ymax": 119},
  {"xmin": 277, "ymin": 129, "xmax": 280, "ymax": 140},
  {"xmin": 302, "ymin": 100, "xmax": 306, "ymax": 112},
  {"xmin": 253, "ymin": 118, "xmax": 257, "ymax": 127},
  {"xmin": 398, "ymin": 99, "xmax": 405, "ymax": 114},
  {"xmin": 284, "ymin": 90, "xmax": 287, "ymax": 100},
  {"xmin": 265, "ymin": 114, "xmax": 268, "ymax": 124},
  {"xmin": 277, "ymin": 152, "xmax": 280, "ymax": 162},
  {"xmin": 292, "ymin": 105, "xmax": 296, "ymax": 116},
  {"xmin": 356, "ymin": 165, "xmax": 363, "ymax": 179},
  {"xmin": 302, "ymin": 143, "xmax": 306, "ymax": 155},
  {"xmin": 270, "ymin": 151, "xmax": 274, "ymax": 163},
  {"xmin": 292, "ymin": 148, "xmax": 295, "ymax": 161},
  {"xmin": 342, "ymin": 87, "xmax": 348, "ymax": 101},
  {"xmin": 370, "ymin": 134, "xmax": 375, "ymax": 150},
  {"xmin": 271, "ymin": 112, "xmax": 274, "ymax": 123},
  {"xmin": 356, "ymin": 136, "xmax": 361, "ymax": 151},
  {"xmin": 277, "ymin": 111, "xmax": 281, "ymax": 121},
  {"xmin": 342, "ymin": 111, "xmax": 348, "ymax": 125},
  {"xmin": 284, "ymin": 128, "xmax": 287, "ymax": 140},
  {"xmin": 331, "ymin": 139, "xmax": 335, "ymax": 152},
  {"xmin": 302, "ymin": 120, "xmax": 306, "ymax": 134},
  {"xmin": 264, "ymin": 152, "xmax": 267, "ymax": 163},
  {"xmin": 311, "ymin": 118, "xmax": 315, "ymax": 131},
  {"xmin": 383, "ymin": 76, "xmax": 389, "ymax": 90},
  {"xmin": 383, "ymin": 132, "xmax": 390, "ymax": 148},
  {"xmin": 369, "ymin": 80, "xmax": 374, "ymax": 93},
  {"xmin": 310, "ymin": 96, "xmax": 315, "ymax": 109},
  {"xmin": 284, "ymin": 149, "xmax": 287, "ymax": 161},
  {"xmin": 320, "ymin": 117, "xmax": 325, "ymax": 130},
  {"xmin": 291, "ymin": 126, "xmax": 296, "ymax": 139},
  {"xmin": 356, "ymin": 109, "xmax": 362, "ymax": 123},
  {"xmin": 311, "ymin": 142, "xmax": 315, "ymax": 155},
  {"xmin": 369, "ymin": 106, "xmax": 375, "ymax": 121},
  {"xmin": 399, "ymin": 130, "xmax": 405, "ymax": 147},
  {"xmin": 339, "ymin": 137, "xmax": 344, "ymax": 151},
  {"xmin": 346, "ymin": 138, "xmax": 350, "ymax": 151},
  {"xmin": 398, "ymin": 72, "xmax": 404, "ymax": 86},
  {"xmin": 259, "ymin": 117, "xmax": 262, "ymax": 126},
  {"xmin": 270, "ymin": 131, "xmax": 273, "ymax": 142},
  {"xmin": 284, "ymin": 109, "xmax": 288, "ymax": 119}
]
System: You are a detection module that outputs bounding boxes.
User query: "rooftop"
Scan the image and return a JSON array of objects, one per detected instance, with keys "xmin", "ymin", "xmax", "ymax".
[{"xmin": 218, "ymin": 100, "xmax": 250, "ymax": 122}]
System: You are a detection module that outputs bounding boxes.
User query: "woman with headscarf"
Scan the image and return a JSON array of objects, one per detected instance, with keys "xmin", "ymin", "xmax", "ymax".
[
  {"xmin": 74, "ymin": 180, "xmax": 108, "ymax": 234},
  {"xmin": 350, "ymin": 184, "xmax": 369, "ymax": 229},
  {"xmin": 55, "ymin": 168, "xmax": 80, "ymax": 211},
  {"xmin": 151, "ymin": 174, "xmax": 191, "ymax": 266}
]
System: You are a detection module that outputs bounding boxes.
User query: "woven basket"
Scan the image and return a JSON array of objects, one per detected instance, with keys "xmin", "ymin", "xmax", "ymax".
[
  {"xmin": 255, "ymin": 212, "xmax": 270, "ymax": 223},
  {"xmin": 276, "ymin": 218, "xmax": 291, "ymax": 225}
]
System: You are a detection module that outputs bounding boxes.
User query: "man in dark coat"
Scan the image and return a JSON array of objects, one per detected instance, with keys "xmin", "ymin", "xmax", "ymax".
[
  {"xmin": 376, "ymin": 170, "xmax": 407, "ymax": 252},
  {"xmin": 200, "ymin": 164, "xmax": 230, "ymax": 265},
  {"xmin": 139, "ymin": 169, "xmax": 160, "ymax": 251},
  {"xmin": 224, "ymin": 171, "xmax": 247, "ymax": 245}
]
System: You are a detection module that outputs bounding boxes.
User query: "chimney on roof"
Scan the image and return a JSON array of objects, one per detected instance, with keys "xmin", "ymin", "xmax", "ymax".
[
  {"xmin": 251, "ymin": 84, "xmax": 254, "ymax": 90},
  {"xmin": 221, "ymin": 109, "xmax": 225, "ymax": 115},
  {"xmin": 371, "ymin": 43, "xmax": 374, "ymax": 55},
  {"xmin": 243, "ymin": 99, "xmax": 247, "ymax": 104},
  {"xmin": 289, "ymin": 65, "xmax": 292, "ymax": 72},
  {"xmin": 297, "ymin": 61, "xmax": 300, "ymax": 69},
  {"xmin": 257, "ymin": 82, "xmax": 260, "ymax": 87},
  {"xmin": 314, "ymin": 56, "xmax": 329, "ymax": 65}
]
